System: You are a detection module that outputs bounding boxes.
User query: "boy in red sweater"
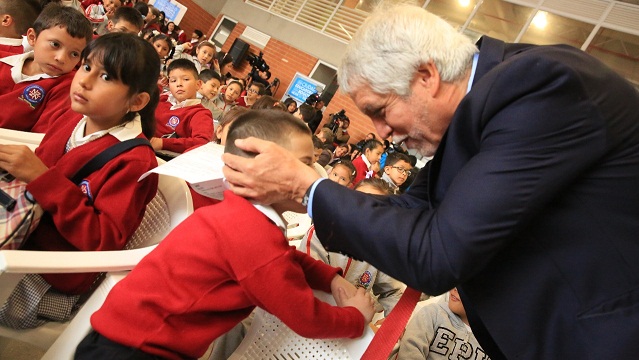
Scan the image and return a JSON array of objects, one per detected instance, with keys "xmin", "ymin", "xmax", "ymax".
[
  {"xmin": 0, "ymin": 0, "xmax": 42, "ymax": 54},
  {"xmin": 0, "ymin": 3, "xmax": 93, "ymax": 132},
  {"xmin": 151, "ymin": 58, "xmax": 214, "ymax": 154},
  {"xmin": 76, "ymin": 110, "xmax": 375, "ymax": 360}
]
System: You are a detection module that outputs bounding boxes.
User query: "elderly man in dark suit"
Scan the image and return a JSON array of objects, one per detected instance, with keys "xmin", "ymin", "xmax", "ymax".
[{"xmin": 223, "ymin": 5, "xmax": 639, "ymax": 359}]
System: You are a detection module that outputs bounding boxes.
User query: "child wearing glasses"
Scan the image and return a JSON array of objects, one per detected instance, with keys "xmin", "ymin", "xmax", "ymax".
[{"xmin": 381, "ymin": 151, "xmax": 413, "ymax": 194}]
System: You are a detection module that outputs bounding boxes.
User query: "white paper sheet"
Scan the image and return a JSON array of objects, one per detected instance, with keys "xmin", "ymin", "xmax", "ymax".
[{"xmin": 139, "ymin": 142, "xmax": 227, "ymax": 199}]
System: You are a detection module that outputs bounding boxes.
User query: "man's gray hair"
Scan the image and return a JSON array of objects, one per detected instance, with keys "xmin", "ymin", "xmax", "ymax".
[{"xmin": 338, "ymin": 5, "xmax": 478, "ymax": 97}]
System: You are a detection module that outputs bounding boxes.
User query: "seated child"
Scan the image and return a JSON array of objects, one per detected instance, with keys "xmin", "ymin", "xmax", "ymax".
[
  {"xmin": 0, "ymin": 0, "xmax": 43, "ymax": 54},
  {"xmin": 210, "ymin": 79, "xmax": 242, "ymax": 121},
  {"xmin": 352, "ymin": 139, "xmax": 384, "ymax": 186},
  {"xmin": 381, "ymin": 151, "xmax": 413, "ymax": 194},
  {"xmin": 197, "ymin": 68, "xmax": 223, "ymax": 122},
  {"xmin": 215, "ymin": 105, "xmax": 248, "ymax": 145},
  {"xmin": 105, "ymin": 6, "xmax": 144, "ymax": 35},
  {"xmin": 312, "ymin": 135, "xmax": 328, "ymax": 178},
  {"xmin": 151, "ymin": 58, "xmax": 214, "ymax": 154},
  {"xmin": 326, "ymin": 159, "xmax": 356, "ymax": 187},
  {"xmin": 84, "ymin": 0, "xmax": 120, "ymax": 35},
  {"xmin": 300, "ymin": 177, "xmax": 405, "ymax": 317},
  {"xmin": 393, "ymin": 288, "xmax": 490, "ymax": 360},
  {"xmin": 0, "ymin": 33, "xmax": 159, "ymax": 329},
  {"xmin": 76, "ymin": 110, "xmax": 376, "ymax": 360},
  {"xmin": 0, "ymin": 3, "xmax": 93, "ymax": 132},
  {"xmin": 174, "ymin": 39, "xmax": 215, "ymax": 73}
]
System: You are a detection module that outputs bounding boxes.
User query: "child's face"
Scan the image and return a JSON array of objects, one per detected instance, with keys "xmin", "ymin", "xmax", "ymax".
[
  {"xmin": 340, "ymin": 120, "xmax": 350, "ymax": 129},
  {"xmin": 224, "ymin": 83, "xmax": 241, "ymax": 103},
  {"xmin": 198, "ymin": 78, "xmax": 221, "ymax": 100},
  {"xmin": 108, "ymin": 20, "xmax": 140, "ymax": 34},
  {"xmin": 26, "ymin": 26, "xmax": 86, "ymax": 77},
  {"xmin": 384, "ymin": 160, "xmax": 412, "ymax": 186},
  {"xmin": 191, "ymin": 31, "xmax": 199, "ymax": 40},
  {"xmin": 153, "ymin": 39, "xmax": 170, "ymax": 58},
  {"xmin": 287, "ymin": 102, "xmax": 297, "ymax": 113},
  {"xmin": 334, "ymin": 145, "xmax": 348, "ymax": 158},
  {"xmin": 71, "ymin": 56, "xmax": 146, "ymax": 129},
  {"xmin": 196, "ymin": 45, "xmax": 214, "ymax": 65},
  {"xmin": 167, "ymin": 23, "xmax": 175, "ymax": 31},
  {"xmin": 104, "ymin": 0, "xmax": 121, "ymax": 15},
  {"xmin": 448, "ymin": 288, "xmax": 467, "ymax": 319},
  {"xmin": 272, "ymin": 132, "xmax": 314, "ymax": 212},
  {"xmin": 168, "ymin": 68, "xmax": 201, "ymax": 103},
  {"xmin": 246, "ymin": 85, "xmax": 261, "ymax": 100},
  {"xmin": 313, "ymin": 147, "xmax": 322, "ymax": 163},
  {"xmin": 365, "ymin": 145, "xmax": 384, "ymax": 164},
  {"xmin": 328, "ymin": 164, "xmax": 352, "ymax": 187}
]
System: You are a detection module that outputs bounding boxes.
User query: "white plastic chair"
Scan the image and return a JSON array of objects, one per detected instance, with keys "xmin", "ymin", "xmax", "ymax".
[
  {"xmin": 282, "ymin": 211, "xmax": 312, "ymax": 241},
  {"xmin": 0, "ymin": 171, "xmax": 193, "ymax": 358},
  {"xmin": 228, "ymin": 290, "xmax": 375, "ymax": 360}
]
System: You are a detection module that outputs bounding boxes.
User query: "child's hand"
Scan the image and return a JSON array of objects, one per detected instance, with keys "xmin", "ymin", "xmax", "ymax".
[
  {"xmin": 335, "ymin": 287, "xmax": 376, "ymax": 325},
  {"xmin": 150, "ymin": 137, "xmax": 163, "ymax": 151},
  {"xmin": 370, "ymin": 161, "xmax": 380, "ymax": 173},
  {"xmin": 182, "ymin": 42, "xmax": 193, "ymax": 51},
  {"xmin": 0, "ymin": 145, "xmax": 48, "ymax": 183}
]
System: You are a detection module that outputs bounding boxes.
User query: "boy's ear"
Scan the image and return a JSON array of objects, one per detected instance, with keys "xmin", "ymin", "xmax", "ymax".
[
  {"xmin": 384, "ymin": 166, "xmax": 392, "ymax": 174},
  {"xmin": 26, "ymin": 28, "xmax": 37, "ymax": 46},
  {"xmin": 129, "ymin": 92, "xmax": 151, "ymax": 113},
  {"xmin": 1, "ymin": 14, "xmax": 14, "ymax": 28},
  {"xmin": 196, "ymin": 79, "xmax": 203, "ymax": 88}
]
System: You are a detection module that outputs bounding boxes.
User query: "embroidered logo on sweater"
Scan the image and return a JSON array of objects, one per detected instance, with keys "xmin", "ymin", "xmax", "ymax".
[
  {"xmin": 167, "ymin": 115, "xmax": 180, "ymax": 129},
  {"xmin": 79, "ymin": 180, "xmax": 94, "ymax": 203},
  {"xmin": 19, "ymin": 85, "xmax": 46, "ymax": 109},
  {"xmin": 357, "ymin": 271, "xmax": 372, "ymax": 289}
]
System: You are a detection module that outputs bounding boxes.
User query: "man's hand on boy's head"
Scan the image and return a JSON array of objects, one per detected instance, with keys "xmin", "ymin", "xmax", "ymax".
[
  {"xmin": 222, "ymin": 137, "xmax": 320, "ymax": 205},
  {"xmin": 334, "ymin": 286, "xmax": 376, "ymax": 326}
]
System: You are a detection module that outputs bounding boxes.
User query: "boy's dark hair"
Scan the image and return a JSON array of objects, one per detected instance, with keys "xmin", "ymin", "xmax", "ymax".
[
  {"xmin": 362, "ymin": 139, "xmax": 383, "ymax": 152},
  {"xmin": 151, "ymin": 33, "xmax": 174, "ymax": 53},
  {"xmin": 251, "ymin": 95, "xmax": 282, "ymax": 110},
  {"xmin": 355, "ymin": 178, "xmax": 393, "ymax": 195},
  {"xmin": 384, "ymin": 152, "xmax": 411, "ymax": 168},
  {"xmin": 298, "ymin": 103, "xmax": 315, "ymax": 123},
  {"xmin": 112, "ymin": 6, "xmax": 144, "ymax": 31},
  {"xmin": 312, "ymin": 135, "xmax": 323, "ymax": 150},
  {"xmin": 225, "ymin": 110, "xmax": 311, "ymax": 158},
  {"xmin": 0, "ymin": 0, "xmax": 44, "ymax": 36},
  {"xmin": 133, "ymin": 2, "xmax": 148, "ymax": 17},
  {"xmin": 81, "ymin": 33, "xmax": 160, "ymax": 138},
  {"xmin": 33, "ymin": 3, "xmax": 92, "ymax": 43},
  {"xmin": 249, "ymin": 82, "xmax": 266, "ymax": 96},
  {"xmin": 193, "ymin": 29, "xmax": 203, "ymax": 38},
  {"xmin": 199, "ymin": 69, "xmax": 222, "ymax": 83},
  {"xmin": 216, "ymin": 52, "xmax": 233, "ymax": 69},
  {"xmin": 332, "ymin": 160, "xmax": 357, "ymax": 181},
  {"xmin": 167, "ymin": 58, "xmax": 198, "ymax": 78}
]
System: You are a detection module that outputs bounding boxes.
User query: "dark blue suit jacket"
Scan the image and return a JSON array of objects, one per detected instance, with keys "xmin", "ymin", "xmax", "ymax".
[{"xmin": 312, "ymin": 37, "xmax": 639, "ymax": 359}]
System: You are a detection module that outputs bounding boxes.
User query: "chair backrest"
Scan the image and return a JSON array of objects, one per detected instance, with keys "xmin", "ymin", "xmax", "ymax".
[
  {"xmin": 125, "ymin": 170, "xmax": 193, "ymax": 250},
  {"xmin": 228, "ymin": 291, "xmax": 375, "ymax": 360}
]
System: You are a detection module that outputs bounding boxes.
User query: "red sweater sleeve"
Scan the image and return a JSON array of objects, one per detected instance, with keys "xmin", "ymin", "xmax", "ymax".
[
  {"xmin": 161, "ymin": 107, "xmax": 214, "ymax": 153},
  {"xmin": 238, "ymin": 248, "xmax": 365, "ymax": 339}
]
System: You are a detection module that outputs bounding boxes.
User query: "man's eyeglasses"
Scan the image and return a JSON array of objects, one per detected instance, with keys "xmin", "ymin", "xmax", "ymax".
[{"xmin": 392, "ymin": 166, "xmax": 412, "ymax": 176}]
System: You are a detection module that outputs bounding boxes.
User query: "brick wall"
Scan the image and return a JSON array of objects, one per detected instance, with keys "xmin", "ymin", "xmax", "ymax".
[
  {"xmin": 172, "ymin": 0, "xmax": 217, "ymax": 39},
  {"xmin": 200, "ymin": 15, "xmax": 378, "ymax": 145}
]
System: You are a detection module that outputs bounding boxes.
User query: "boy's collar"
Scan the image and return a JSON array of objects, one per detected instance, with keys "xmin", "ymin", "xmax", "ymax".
[
  {"xmin": 167, "ymin": 93, "xmax": 201, "ymax": 109},
  {"xmin": 252, "ymin": 204, "xmax": 286, "ymax": 234},
  {"xmin": 0, "ymin": 37, "xmax": 23, "ymax": 46},
  {"xmin": 0, "ymin": 51, "xmax": 56, "ymax": 83}
]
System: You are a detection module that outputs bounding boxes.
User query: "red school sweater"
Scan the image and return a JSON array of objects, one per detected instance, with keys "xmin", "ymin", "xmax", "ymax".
[
  {"xmin": 0, "ymin": 58, "xmax": 74, "ymax": 132},
  {"xmin": 23, "ymin": 111, "xmax": 159, "ymax": 294},
  {"xmin": 91, "ymin": 191, "xmax": 366, "ymax": 360},
  {"xmin": 154, "ymin": 95, "xmax": 214, "ymax": 153}
]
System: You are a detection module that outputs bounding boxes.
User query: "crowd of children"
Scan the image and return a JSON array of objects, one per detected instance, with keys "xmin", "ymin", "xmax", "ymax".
[{"xmin": 0, "ymin": 2, "xmax": 475, "ymax": 359}]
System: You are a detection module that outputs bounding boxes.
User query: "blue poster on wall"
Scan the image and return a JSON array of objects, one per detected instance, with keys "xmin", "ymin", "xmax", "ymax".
[
  {"xmin": 285, "ymin": 73, "xmax": 325, "ymax": 104},
  {"xmin": 149, "ymin": 0, "xmax": 187, "ymax": 24}
]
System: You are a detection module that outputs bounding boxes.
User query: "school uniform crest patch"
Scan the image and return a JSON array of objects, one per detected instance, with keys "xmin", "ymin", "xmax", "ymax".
[
  {"xmin": 79, "ymin": 180, "xmax": 93, "ymax": 203},
  {"xmin": 167, "ymin": 116, "xmax": 180, "ymax": 128},
  {"xmin": 19, "ymin": 85, "xmax": 46, "ymax": 109},
  {"xmin": 357, "ymin": 270, "xmax": 372, "ymax": 289}
]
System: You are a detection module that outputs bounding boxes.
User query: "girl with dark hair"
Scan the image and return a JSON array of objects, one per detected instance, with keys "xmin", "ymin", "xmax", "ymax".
[{"xmin": 0, "ymin": 33, "xmax": 160, "ymax": 327}]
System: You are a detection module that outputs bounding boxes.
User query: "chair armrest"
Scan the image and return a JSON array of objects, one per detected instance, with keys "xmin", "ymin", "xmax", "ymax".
[{"xmin": 0, "ymin": 246, "xmax": 157, "ymax": 274}]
